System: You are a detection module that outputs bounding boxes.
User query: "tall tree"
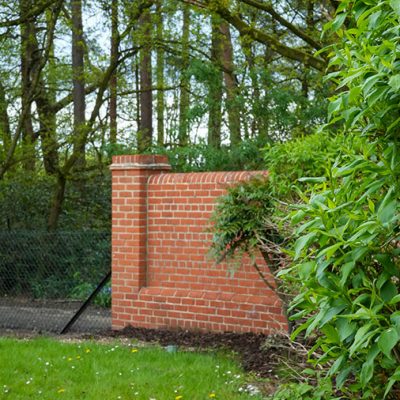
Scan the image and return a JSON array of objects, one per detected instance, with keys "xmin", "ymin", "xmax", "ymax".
[
  {"xmin": 178, "ymin": 4, "xmax": 190, "ymax": 146},
  {"xmin": 20, "ymin": 0, "xmax": 37, "ymax": 170},
  {"xmin": 155, "ymin": 0, "xmax": 165, "ymax": 147},
  {"xmin": 71, "ymin": 0, "xmax": 86, "ymax": 169},
  {"xmin": 207, "ymin": 14, "xmax": 223, "ymax": 148},
  {"xmin": 240, "ymin": 35, "xmax": 262, "ymax": 139},
  {"xmin": 137, "ymin": 8, "xmax": 152, "ymax": 151},
  {"xmin": 220, "ymin": 22, "xmax": 241, "ymax": 145},
  {"xmin": 35, "ymin": 7, "xmax": 60, "ymax": 176},
  {"xmin": 0, "ymin": 0, "xmax": 60, "ymax": 180},
  {"xmin": 0, "ymin": 81, "xmax": 11, "ymax": 158},
  {"xmin": 109, "ymin": 0, "xmax": 119, "ymax": 144}
]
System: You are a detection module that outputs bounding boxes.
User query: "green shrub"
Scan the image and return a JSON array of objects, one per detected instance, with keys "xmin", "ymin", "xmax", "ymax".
[
  {"xmin": 281, "ymin": 1, "xmax": 400, "ymax": 398},
  {"xmin": 0, "ymin": 231, "xmax": 110, "ymax": 301},
  {"xmin": 286, "ymin": 137, "xmax": 400, "ymax": 398},
  {"xmin": 70, "ymin": 282, "xmax": 111, "ymax": 307},
  {"xmin": 106, "ymin": 138, "xmax": 266, "ymax": 173},
  {"xmin": 263, "ymin": 132, "xmax": 360, "ymax": 199},
  {"xmin": 0, "ymin": 171, "xmax": 111, "ymax": 231},
  {"xmin": 271, "ymin": 375, "xmax": 337, "ymax": 400},
  {"xmin": 209, "ymin": 176, "xmax": 275, "ymax": 262}
]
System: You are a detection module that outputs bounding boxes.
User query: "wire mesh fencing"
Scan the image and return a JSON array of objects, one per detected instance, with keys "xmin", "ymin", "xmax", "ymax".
[{"xmin": 0, "ymin": 231, "xmax": 111, "ymax": 334}]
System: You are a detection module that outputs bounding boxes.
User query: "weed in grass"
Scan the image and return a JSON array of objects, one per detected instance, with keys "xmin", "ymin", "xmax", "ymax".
[{"xmin": 0, "ymin": 337, "xmax": 266, "ymax": 399}]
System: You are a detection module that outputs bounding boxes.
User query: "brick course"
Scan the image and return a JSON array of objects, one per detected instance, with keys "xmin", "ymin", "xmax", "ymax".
[{"xmin": 110, "ymin": 154, "xmax": 288, "ymax": 334}]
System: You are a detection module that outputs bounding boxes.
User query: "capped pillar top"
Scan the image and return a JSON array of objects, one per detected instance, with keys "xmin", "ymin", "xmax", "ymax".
[{"xmin": 110, "ymin": 154, "xmax": 171, "ymax": 170}]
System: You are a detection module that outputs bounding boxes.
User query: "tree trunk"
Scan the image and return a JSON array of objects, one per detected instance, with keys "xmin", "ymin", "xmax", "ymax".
[
  {"xmin": 0, "ymin": 81, "xmax": 10, "ymax": 157},
  {"xmin": 208, "ymin": 15, "xmax": 223, "ymax": 149},
  {"xmin": 135, "ymin": 58, "xmax": 141, "ymax": 134},
  {"xmin": 47, "ymin": 173, "xmax": 66, "ymax": 231},
  {"xmin": 35, "ymin": 8, "xmax": 59, "ymax": 176},
  {"xmin": 137, "ymin": 9, "xmax": 152, "ymax": 151},
  {"xmin": 36, "ymin": 80, "xmax": 59, "ymax": 175},
  {"xmin": 178, "ymin": 5, "xmax": 190, "ymax": 147},
  {"xmin": 109, "ymin": 0, "xmax": 118, "ymax": 144},
  {"xmin": 301, "ymin": 0, "xmax": 314, "ymax": 99},
  {"xmin": 20, "ymin": 0, "xmax": 37, "ymax": 171},
  {"xmin": 220, "ymin": 22, "xmax": 241, "ymax": 146},
  {"xmin": 156, "ymin": 0, "xmax": 164, "ymax": 147},
  {"xmin": 71, "ymin": 0, "xmax": 86, "ymax": 169},
  {"xmin": 240, "ymin": 37, "xmax": 263, "ymax": 139}
]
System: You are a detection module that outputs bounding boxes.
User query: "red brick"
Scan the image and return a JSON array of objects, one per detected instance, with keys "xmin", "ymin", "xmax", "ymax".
[{"xmin": 111, "ymin": 158, "xmax": 285, "ymax": 334}]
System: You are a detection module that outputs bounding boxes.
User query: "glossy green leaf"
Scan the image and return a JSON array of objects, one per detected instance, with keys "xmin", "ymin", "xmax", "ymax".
[
  {"xmin": 360, "ymin": 345, "xmax": 380, "ymax": 386},
  {"xmin": 389, "ymin": 75, "xmax": 400, "ymax": 92},
  {"xmin": 293, "ymin": 232, "xmax": 317, "ymax": 260},
  {"xmin": 381, "ymin": 281, "xmax": 398, "ymax": 302},
  {"xmin": 336, "ymin": 318, "xmax": 357, "ymax": 341},
  {"xmin": 390, "ymin": 0, "xmax": 400, "ymax": 17},
  {"xmin": 332, "ymin": 13, "xmax": 348, "ymax": 31},
  {"xmin": 378, "ymin": 328, "xmax": 399, "ymax": 358}
]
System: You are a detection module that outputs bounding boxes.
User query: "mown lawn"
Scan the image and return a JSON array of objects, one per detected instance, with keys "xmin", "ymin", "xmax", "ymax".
[{"xmin": 0, "ymin": 337, "xmax": 265, "ymax": 399}]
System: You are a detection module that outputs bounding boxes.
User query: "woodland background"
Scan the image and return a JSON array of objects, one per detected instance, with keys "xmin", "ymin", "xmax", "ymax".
[{"xmin": 0, "ymin": 0, "xmax": 337, "ymax": 231}]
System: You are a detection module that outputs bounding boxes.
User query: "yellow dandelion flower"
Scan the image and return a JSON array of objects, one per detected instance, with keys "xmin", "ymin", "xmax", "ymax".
[
  {"xmin": 175, "ymin": 396, "xmax": 183, "ymax": 400},
  {"xmin": 131, "ymin": 349, "xmax": 138, "ymax": 353},
  {"xmin": 76, "ymin": 355, "xmax": 81, "ymax": 359},
  {"xmin": 85, "ymin": 349, "xmax": 91, "ymax": 353},
  {"xmin": 208, "ymin": 393, "xmax": 216, "ymax": 398},
  {"xmin": 57, "ymin": 388, "xmax": 65, "ymax": 393},
  {"xmin": 67, "ymin": 357, "xmax": 73, "ymax": 362}
]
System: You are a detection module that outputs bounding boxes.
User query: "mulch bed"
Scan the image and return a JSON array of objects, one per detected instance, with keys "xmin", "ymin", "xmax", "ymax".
[{"xmin": 109, "ymin": 326, "xmax": 292, "ymax": 378}]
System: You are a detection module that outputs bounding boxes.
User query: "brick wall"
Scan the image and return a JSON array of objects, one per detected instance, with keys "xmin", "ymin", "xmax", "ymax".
[{"xmin": 111, "ymin": 154, "xmax": 288, "ymax": 334}]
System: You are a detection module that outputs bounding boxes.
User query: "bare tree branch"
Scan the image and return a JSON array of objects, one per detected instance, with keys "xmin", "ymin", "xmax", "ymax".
[
  {"xmin": 238, "ymin": 0, "xmax": 322, "ymax": 50},
  {"xmin": 180, "ymin": 0, "xmax": 327, "ymax": 71}
]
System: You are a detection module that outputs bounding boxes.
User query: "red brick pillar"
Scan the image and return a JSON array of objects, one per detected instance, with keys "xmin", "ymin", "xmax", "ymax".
[{"xmin": 110, "ymin": 155, "xmax": 171, "ymax": 329}]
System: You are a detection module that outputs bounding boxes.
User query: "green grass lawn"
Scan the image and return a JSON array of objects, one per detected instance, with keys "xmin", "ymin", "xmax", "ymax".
[{"xmin": 0, "ymin": 337, "xmax": 265, "ymax": 399}]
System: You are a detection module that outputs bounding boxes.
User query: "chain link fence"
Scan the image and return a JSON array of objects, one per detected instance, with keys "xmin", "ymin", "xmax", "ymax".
[{"xmin": 0, "ymin": 231, "xmax": 111, "ymax": 334}]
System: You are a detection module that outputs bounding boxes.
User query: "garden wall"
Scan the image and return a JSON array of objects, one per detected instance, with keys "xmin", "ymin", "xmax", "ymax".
[{"xmin": 110, "ymin": 154, "xmax": 287, "ymax": 334}]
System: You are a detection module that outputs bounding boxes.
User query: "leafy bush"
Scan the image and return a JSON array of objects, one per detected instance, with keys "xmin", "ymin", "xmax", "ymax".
[
  {"xmin": 263, "ymin": 132, "xmax": 360, "ymax": 199},
  {"xmin": 210, "ymin": 1, "xmax": 400, "ymax": 398},
  {"xmin": 281, "ymin": 1, "xmax": 400, "ymax": 398},
  {"xmin": 106, "ymin": 138, "xmax": 266, "ymax": 173},
  {"xmin": 208, "ymin": 135, "xmax": 356, "ymax": 316},
  {"xmin": 271, "ymin": 374, "xmax": 336, "ymax": 400},
  {"xmin": 0, "ymin": 171, "xmax": 111, "ymax": 231},
  {"xmin": 0, "ymin": 231, "xmax": 110, "ymax": 302},
  {"xmin": 286, "ymin": 138, "xmax": 400, "ymax": 398},
  {"xmin": 70, "ymin": 282, "xmax": 111, "ymax": 308},
  {"xmin": 210, "ymin": 176, "xmax": 275, "ymax": 263}
]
